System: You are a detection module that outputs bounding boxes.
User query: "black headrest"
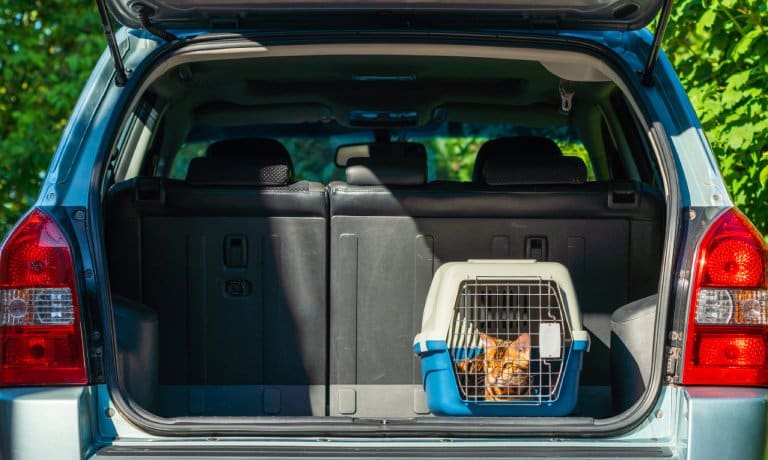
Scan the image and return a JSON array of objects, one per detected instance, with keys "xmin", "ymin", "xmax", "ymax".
[
  {"xmin": 481, "ymin": 155, "xmax": 587, "ymax": 185},
  {"xmin": 186, "ymin": 157, "xmax": 293, "ymax": 187},
  {"xmin": 337, "ymin": 141, "xmax": 427, "ymax": 167},
  {"xmin": 376, "ymin": 142, "xmax": 427, "ymax": 163},
  {"xmin": 205, "ymin": 138, "xmax": 294, "ymax": 172},
  {"xmin": 473, "ymin": 136, "xmax": 563, "ymax": 182},
  {"xmin": 185, "ymin": 138, "xmax": 294, "ymax": 186},
  {"xmin": 346, "ymin": 156, "xmax": 426, "ymax": 186}
]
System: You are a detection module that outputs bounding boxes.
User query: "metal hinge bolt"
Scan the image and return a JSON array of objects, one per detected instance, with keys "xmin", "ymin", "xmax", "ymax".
[{"xmin": 665, "ymin": 346, "xmax": 681, "ymax": 377}]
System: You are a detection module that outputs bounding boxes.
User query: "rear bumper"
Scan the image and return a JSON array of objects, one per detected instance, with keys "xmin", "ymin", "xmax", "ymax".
[
  {"xmin": 682, "ymin": 387, "xmax": 768, "ymax": 460},
  {"xmin": 0, "ymin": 385, "xmax": 765, "ymax": 460},
  {"xmin": 0, "ymin": 386, "xmax": 102, "ymax": 460}
]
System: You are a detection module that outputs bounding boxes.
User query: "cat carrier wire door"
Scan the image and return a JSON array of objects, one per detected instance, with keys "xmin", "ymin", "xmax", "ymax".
[
  {"xmin": 449, "ymin": 279, "xmax": 568, "ymax": 403},
  {"xmin": 414, "ymin": 260, "xmax": 590, "ymax": 416}
]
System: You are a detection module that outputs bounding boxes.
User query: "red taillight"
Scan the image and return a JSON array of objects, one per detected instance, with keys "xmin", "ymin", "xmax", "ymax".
[
  {"xmin": 699, "ymin": 211, "xmax": 765, "ymax": 288},
  {"xmin": 696, "ymin": 332, "xmax": 766, "ymax": 366},
  {"xmin": 683, "ymin": 208, "xmax": 768, "ymax": 386},
  {"xmin": 0, "ymin": 209, "xmax": 87, "ymax": 386}
]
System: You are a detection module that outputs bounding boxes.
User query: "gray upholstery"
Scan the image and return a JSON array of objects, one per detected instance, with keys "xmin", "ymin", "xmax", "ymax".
[
  {"xmin": 472, "ymin": 136, "xmax": 563, "ymax": 182},
  {"xmin": 205, "ymin": 137, "xmax": 293, "ymax": 166},
  {"xmin": 328, "ymin": 179, "xmax": 664, "ymax": 416},
  {"xmin": 345, "ymin": 156, "xmax": 426, "ymax": 186},
  {"xmin": 187, "ymin": 138, "xmax": 295, "ymax": 186},
  {"xmin": 112, "ymin": 177, "xmax": 323, "ymax": 216},
  {"xmin": 611, "ymin": 295, "xmax": 659, "ymax": 412},
  {"xmin": 338, "ymin": 141, "xmax": 427, "ymax": 167},
  {"xmin": 186, "ymin": 157, "xmax": 293, "ymax": 186},
  {"xmin": 481, "ymin": 156, "xmax": 587, "ymax": 185},
  {"xmin": 113, "ymin": 295, "xmax": 159, "ymax": 413},
  {"xmin": 106, "ymin": 134, "xmax": 665, "ymax": 418},
  {"xmin": 330, "ymin": 181, "xmax": 657, "ymax": 219},
  {"xmin": 105, "ymin": 145, "xmax": 328, "ymax": 416}
]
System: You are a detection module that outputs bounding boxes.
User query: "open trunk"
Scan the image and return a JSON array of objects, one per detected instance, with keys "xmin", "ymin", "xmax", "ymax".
[{"xmin": 101, "ymin": 39, "xmax": 670, "ymax": 430}]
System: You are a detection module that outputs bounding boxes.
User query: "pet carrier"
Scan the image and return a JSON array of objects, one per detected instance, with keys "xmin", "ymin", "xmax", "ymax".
[{"xmin": 414, "ymin": 260, "xmax": 590, "ymax": 416}]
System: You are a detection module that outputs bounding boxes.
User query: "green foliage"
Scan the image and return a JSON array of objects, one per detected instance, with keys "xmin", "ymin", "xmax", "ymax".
[
  {"xmin": 558, "ymin": 141, "xmax": 596, "ymax": 181},
  {"xmin": 421, "ymin": 137, "xmax": 596, "ymax": 182},
  {"xmin": 168, "ymin": 142, "xmax": 208, "ymax": 179},
  {"xmin": 0, "ymin": 0, "xmax": 101, "ymax": 235},
  {"xmin": 424, "ymin": 137, "xmax": 484, "ymax": 181},
  {"xmin": 664, "ymin": 0, "xmax": 768, "ymax": 234},
  {"xmin": 281, "ymin": 138, "xmax": 343, "ymax": 184}
]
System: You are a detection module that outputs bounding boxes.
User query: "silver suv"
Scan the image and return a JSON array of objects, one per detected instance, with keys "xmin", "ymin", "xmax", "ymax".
[{"xmin": 0, "ymin": 1, "xmax": 766, "ymax": 459}]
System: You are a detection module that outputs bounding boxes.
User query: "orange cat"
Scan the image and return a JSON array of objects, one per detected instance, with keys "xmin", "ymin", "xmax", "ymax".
[{"xmin": 455, "ymin": 332, "xmax": 531, "ymax": 401}]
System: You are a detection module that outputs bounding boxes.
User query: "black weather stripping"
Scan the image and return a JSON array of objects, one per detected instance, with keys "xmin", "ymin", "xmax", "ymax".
[
  {"xmin": 96, "ymin": 0, "xmax": 128, "ymax": 86},
  {"xmin": 641, "ymin": 0, "xmax": 674, "ymax": 86},
  {"xmin": 132, "ymin": 3, "xmax": 178, "ymax": 42}
]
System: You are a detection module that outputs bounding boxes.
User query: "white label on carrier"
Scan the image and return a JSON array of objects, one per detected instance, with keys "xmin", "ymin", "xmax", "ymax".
[{"xmin": 539, "ymin": 323, "xmax": 562, "ymax": 358}]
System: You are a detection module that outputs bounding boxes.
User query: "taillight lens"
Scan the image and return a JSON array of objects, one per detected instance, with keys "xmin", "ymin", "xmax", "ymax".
[
  {"xmin": 0, "ymin": 209, "xmax": 87, "ymax": 386},
  {"xmin": 682, "ymin": 208, "xmax": 768, "ymax": 386}
]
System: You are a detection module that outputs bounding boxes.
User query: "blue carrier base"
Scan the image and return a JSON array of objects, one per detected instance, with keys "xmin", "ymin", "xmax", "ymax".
[{"xmin": 417, "ymin": 340, "xmax": 585, "ymax": 417}]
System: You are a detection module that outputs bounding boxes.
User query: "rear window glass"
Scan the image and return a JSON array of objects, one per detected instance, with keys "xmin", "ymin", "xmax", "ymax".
[
  {"xmin": 416, "ymin": 136, "xmax": 595, "ymax": 182},
  {"xmin": 168, "ymin": 138, "xmax": 349, "ymax": 183},
  {"xmin": 168, "ymin": 123, "xmax": 596, "ymax": 183},
  {"xmin": 169, "ymin": 142, "xmax": 207, "ymax": 180}
]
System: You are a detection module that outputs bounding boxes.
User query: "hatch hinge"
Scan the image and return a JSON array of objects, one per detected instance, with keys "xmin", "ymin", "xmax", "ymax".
[
  {"xmin": 88, "ymin": 331, "xmax": 106, "ymax": 384},
  {"xmin": 665, "ymin": 345, "xmax": 681, "ymax": 379},
  {"xmin": 95, "ymin": 0, "xmax": 128, "ymax": 86},
  {"xmin": 132, "ymin": 3, "xmax": 178, "ymax": 42},
  {"xmin": 641, "ymin": 0, "xmax": 674, "ymax": 86}
]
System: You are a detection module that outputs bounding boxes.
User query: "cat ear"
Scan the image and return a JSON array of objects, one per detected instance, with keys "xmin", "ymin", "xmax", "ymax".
[
  {"xmin": 516, "ymin": 333, "xmax": 531, "ymax": 353},
  {"xmin": 478, "ymin": 332, "xmax": 496, "ymax": 350}
]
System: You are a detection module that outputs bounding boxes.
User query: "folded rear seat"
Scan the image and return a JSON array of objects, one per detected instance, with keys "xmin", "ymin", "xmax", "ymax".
[
  {"xmin": 327, "ymin": 137, "xmax": 664, "ymax": 417},
  {"xmin": 106, "ymin": 138, "xmax": 328, "ymax": 416}
]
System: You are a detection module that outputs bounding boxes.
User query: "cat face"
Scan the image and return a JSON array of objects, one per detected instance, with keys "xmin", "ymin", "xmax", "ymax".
[{"xmin": 479, "ymin": 332, "xmax": 531, "ymax": 399}]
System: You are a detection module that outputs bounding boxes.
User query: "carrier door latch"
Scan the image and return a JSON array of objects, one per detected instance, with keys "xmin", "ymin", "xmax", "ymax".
[{"xmin": 525, "ymin": 236, "xmax": 548, "ymax": 261}]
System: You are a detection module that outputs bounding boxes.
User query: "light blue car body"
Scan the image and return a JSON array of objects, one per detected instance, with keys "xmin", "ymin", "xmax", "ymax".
[{"xmin": 1, "ymin": 25, "xmax": 765, "ymax": 460}]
